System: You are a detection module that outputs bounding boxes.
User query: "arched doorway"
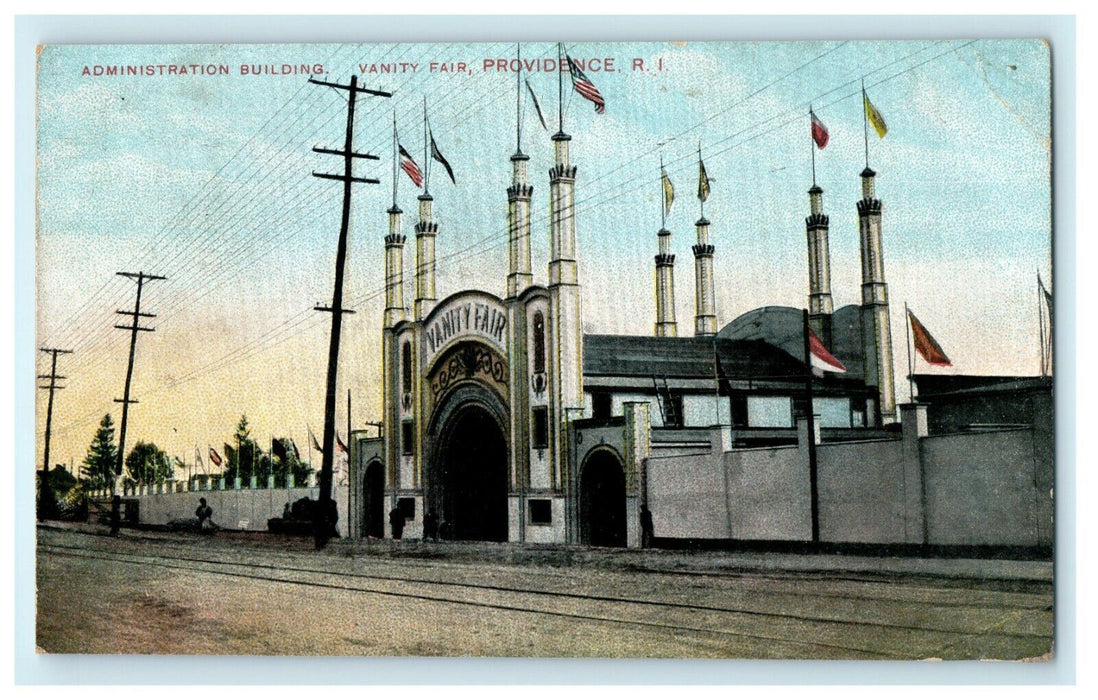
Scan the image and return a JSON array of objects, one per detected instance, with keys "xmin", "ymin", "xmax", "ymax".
[
  {"xmin": 579, "ymin": 450, "xmax": 627, "ymax": 547},
  {"xmin": 437, "ymin": 404, "xmax": 508, "ymax": 542},
  {"xmin": 362, "ymin": 461, "xmax": 384, "ymax": 538}
]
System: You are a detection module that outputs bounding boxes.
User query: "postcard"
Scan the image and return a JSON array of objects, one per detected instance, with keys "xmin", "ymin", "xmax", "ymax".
[{"xmin": 34, "ymin": 38, "xmax": 1053, "ymax": 660}]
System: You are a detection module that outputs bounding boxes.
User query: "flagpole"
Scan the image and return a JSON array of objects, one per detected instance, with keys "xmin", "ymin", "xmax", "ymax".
[
  {"xmin": 861, "ymin": 79, "xmax": 870, "ymax": 170},
  {"xmin": 659, "ymin": 155, "xmax": 666, "ymax": 229},
  {"xmin": 810, "ymin": 106, "xmax": 817, "ymax": 188},
  {"xmin": 516, "ymin": 42, "xmax": 522, "ymax": 153},
  {"xmin": 1037, "ymin": 271, "xmax": 1047, "ymax": 377},
  {"xmin": 802, "ymin": 309, "xmax": 819, "ymax": 544},
  {"xmin": 904, "ymin": 301, "xmax": 915, "ymax": 403},
  {"xmin": 557, "ymin": 42, "xmax": 564, "ymax": 135},
  {"xmin": 391, "ymin": 109, "xmax": 398, "ymax": 208},
  {"xmin": 422, "ymin": 96, "xmax": 430, "ymax": 195}
]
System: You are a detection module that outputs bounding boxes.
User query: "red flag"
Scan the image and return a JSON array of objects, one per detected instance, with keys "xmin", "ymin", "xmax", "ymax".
[
  {"xmin": 807, "ymin": 326, "xmax": 846, "ymax": 373},
  {"xmin": 810, "ymin": 109, "xmax": 829, "ymax": 149},
  {"xmin": 566, "ymin": 55, "xmax": 606, "ymax": 114},
  {"xmin": 399, "ymin": 144, "xmax": 423, "ymax": 188},
  {"xmin": 908, "ymin": 310, "xmax": 952, "ymax": 367},
  {"xmin": 208, "ymin": 447, "xmax": 222, "ymax": 467},
  {"xmin": 336, "ymin": 433, "xmax": 348, "ymax": 454}
]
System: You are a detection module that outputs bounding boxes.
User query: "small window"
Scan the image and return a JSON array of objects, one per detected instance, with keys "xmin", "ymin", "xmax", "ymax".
[
  {"xmin": 401, "ymin": 341, "xmax": 412, "ymax": 393},
  {"xmin": 532, "ymin": 311, "xmax": 546, "ymax": 374},
  {"xmin": 532, "ymin": 406, "xmax": 549, "ymax": 449},
  {"xmin": 747, "ymin": 396, "xmax": 794, "ymax": 428},
  {"xmin": 592, "ymin": 392, "xmax": 612, "ymax": 420},
  {"xmin": 528, "ymin": 499, "xmax": 552, "ymax": 525},
  {"xmin": 398, "ymin": 497, "xmax": 416, "ymax": 521},
  {"xmin": 401, "ymin": 421, "xmax": 415, "ymax": 455}
]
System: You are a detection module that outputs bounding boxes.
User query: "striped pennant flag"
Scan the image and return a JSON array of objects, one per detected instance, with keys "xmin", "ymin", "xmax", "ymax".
[{"xmin": 398, "ymin": 144, "xmax": 423, "ymax": 188}]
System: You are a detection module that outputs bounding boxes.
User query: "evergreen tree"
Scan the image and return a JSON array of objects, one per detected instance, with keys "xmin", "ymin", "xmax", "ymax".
[
  {"xmin": 80, "ymin": 414, "xmax": 117, "ymax": 490},
  {"xmin": 222, "ymin": 415, "xmax": 260, "ymax": 483},
  {"xmin": 124, "ymin": 441, "xmax": 173, "ymax": 485}
]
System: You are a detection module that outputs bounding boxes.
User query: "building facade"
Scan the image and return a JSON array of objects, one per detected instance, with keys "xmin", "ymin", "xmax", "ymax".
[{"xmin": 349, "ymin": 112, "xmax": 914, "ymax": 547}]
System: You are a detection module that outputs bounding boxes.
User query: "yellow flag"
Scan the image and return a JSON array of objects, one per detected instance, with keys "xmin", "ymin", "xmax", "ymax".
[
  {"xmin": 697, "ymin": 159, "xmax": 710, "ymax": 203},
  {"xmin": 662, "ymin": 168, "xmax": 675, "ymax": 216},
  {"xmin": 863, "ymin": 90, "xmax": 888, "ymax": 138}
]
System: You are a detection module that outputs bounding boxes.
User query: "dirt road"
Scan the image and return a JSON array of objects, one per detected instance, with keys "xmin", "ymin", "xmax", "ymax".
[{"xmin": 35, "ymin": 525, "xmax": 1053, "ymax": 659}]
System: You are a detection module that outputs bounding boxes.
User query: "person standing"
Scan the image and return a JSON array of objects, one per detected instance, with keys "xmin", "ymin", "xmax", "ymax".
[
  {"xmin": 389, "ymin": 506, "xmax": 404, "ymax": 540},
  {"xmin": 109, "ymin": 495, "xmax": 121, "ymax": 537},
  {"xmin": 196, "ymin": 497, "xmax": 213, "ymax": 534},
  {"xmin": 640, "ymin": 504, "xmax": 654, "ymax": 549}
]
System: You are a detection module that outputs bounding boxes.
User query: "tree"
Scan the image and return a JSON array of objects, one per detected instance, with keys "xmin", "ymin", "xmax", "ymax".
[
  {"xmin": 80, "ymin": 414, "xmax": 117, "ymax": 490},
  {"xmin": 222, "ymin": 415, "xmax": 260, "ymax": 483},
  {"xmin": 124, "ymin": 441, "xmax": 173, "ymax": 485}
]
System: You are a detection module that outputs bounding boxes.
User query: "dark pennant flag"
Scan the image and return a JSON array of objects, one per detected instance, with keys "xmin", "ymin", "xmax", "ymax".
[{"xmin": 429, "ymin": 128, "xmax": 456, "ymax": 185}]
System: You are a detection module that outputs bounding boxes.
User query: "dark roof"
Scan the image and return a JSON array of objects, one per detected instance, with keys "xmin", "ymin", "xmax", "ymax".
[
  {"xmin": 717, "ymin": 304, "xmax": 866, "ymax": 380},
  {"xmin": 583, "ymin": 333, "xmax": 864, "ymax": 390},
  {"xmin": 913, "ymin": 374, "xmax": 1052, "ymax": 399},
  {"xmin": 584, "ymin": 334, "xmax": 799, "ymax": 379}
]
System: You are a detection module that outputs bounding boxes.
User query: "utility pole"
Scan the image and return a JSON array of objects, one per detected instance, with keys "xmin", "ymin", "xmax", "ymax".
[
  {"xmin": 802, "ymin": 309, "xmax": 820, "ymax": 544},
  {"xmin": 113, "ymin": 271, "xmax": 166, "ymax": 494},
  {"xmin": 38, "ymin": 347, "xmax": 72, "ymax": 520},
  {"xmin": 309, "ymin": 74, "xmax": 391, "ymax": 548}
]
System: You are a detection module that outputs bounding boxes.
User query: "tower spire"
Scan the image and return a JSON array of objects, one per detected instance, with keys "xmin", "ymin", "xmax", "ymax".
[
  {"xmin": 693, "ymin": 144, "xmax": 715, "ymax": 337},
  {"xmin": 391, "ymin": 108, "xmax": 398, "ymax": 209},
  {"xmin": 655, "ymin": 155, "xmax": 677, "ymax": 338},
  {"xmin": 557, "ymin": 42, "xmax": 565, "ymax": 136},
  {"xmin": 507, "ymin": 45, "xmax": 534, "ymax": 298},
  {"xmin": 516, "ymin": 42, "xmax": 523, "ymax": 155},
  {"xmin": 861, "ymin": 79, "xmax": 870, "ymax": 170}
]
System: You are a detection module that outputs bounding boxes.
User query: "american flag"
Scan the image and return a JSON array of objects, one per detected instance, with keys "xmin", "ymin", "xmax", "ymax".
[
  {"xmin": 398, "ymin": 144, "xmax": 423, "ymax": 188},
  {"xmin": 566, "ymin": 55, "xmax": 605, "ymax": 114}
]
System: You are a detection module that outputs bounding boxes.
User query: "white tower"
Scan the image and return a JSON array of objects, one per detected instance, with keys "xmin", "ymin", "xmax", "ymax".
[
  {"xmin": 414, "ymin": 193, "xmax": 437, "ymax": 321},
  {"xmin": 384, "ymin": 205, "xmax": 406, "ymax": 329},
  {"xmin": 507, "ymin": 151, "xmax": 534, "ymax": 297},
  {"xmin": 654, "ymin": 227, "xmax": 677, "ymax": 337},
  {"xmin": 692, "ymin": 216, "xmax": 716, "ymax": 337},
  {"xmin": 805, "ymin": 185, "xmax": 834, "ymax": 346},
  {"xmin": 857, "ymin": 167, "xmax": 896, "ymax": 424},
  {"xmin": 548, "ymin": 130, "xmax": 583, "ymax": 489}
]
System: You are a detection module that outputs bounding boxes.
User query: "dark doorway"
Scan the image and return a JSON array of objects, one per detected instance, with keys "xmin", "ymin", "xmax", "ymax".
[
  {"xmin": 439, "ymin": 405, "xmax": 508, "ymax": 542},
  {"xmin": 362, "ymin": 461, "xmax": 384, "ymax": 538},
  {"xmin": 579, "ymin": 451, "xmax": 627, "ymax": 547}
]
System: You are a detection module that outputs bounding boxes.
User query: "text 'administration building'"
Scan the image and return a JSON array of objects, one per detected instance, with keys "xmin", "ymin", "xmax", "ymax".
[{"xmin": 348, "ymin": 114, "xmax": 1050, "ymax": 551}]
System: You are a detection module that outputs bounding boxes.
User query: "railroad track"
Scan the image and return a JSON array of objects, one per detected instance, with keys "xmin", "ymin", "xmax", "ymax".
[{"xmin": 38, "ymin": 536, "xmax": 1052, "ymax": 660}]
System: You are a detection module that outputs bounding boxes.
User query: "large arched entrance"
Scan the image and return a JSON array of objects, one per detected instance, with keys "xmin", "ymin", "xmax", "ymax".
[
  {"xmin": 436, "ymin": 403, "xmax": 509, "ymax": 542},
  {"xmin": 362, "ymin": 461, "xmax": 385, "ymax": 538},
  {"xmin": 579, "ymin": 450, "xmax": 627, "ymax": 547}
]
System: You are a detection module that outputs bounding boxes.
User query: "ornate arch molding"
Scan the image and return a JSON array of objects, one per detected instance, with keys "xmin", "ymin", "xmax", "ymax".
[{"xmin": 425, "ymin": 340, "xmax": 509, "ymax": 426}]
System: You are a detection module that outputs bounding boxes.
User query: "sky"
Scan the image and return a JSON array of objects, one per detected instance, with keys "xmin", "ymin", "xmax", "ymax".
[{"xmin": 34, "ymin": 39, "xmax": 1052, "ymax": 473}]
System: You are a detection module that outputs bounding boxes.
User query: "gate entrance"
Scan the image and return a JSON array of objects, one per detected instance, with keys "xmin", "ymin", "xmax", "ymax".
[
  {"xmin": 362, "ymin": 461, "xmax": 384, "ymax": 538},
  {"xmin": 437, "ymin": 404, "xmax": 508, "ymax": 542},
  {"xmin": 579, "ymin": 450, "xmax": 627, "ymax": 547}
]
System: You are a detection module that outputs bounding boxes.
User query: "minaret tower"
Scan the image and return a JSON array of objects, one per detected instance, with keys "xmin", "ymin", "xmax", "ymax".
[
  {"xmin": 507, "ymin": 47, "xmax": 534, "ymax": 298},
  {"xmin": 654, "ymin": 158, "xmax": 677, "ymax": 337},
  {"xmin": 806, "ymin": 184, "xmax": 833, "ymax": 347},
  {"xmin": 693, "ymin": 148, "xmax": 716, "ymax": 337},
  {"xmin": 384, "ymin": 112, "xmax": 407, "ymax": 330},
  {"xmin": 857, "ymin": 165, "xmax": 896, "ymax": 424},
  {"xmin": 548, "ymin": 43, "xmax": 584, "ymax": 489},
  {"xmin": 414, "ymin": 101, "xmax": 437, "ymax": 321}
]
